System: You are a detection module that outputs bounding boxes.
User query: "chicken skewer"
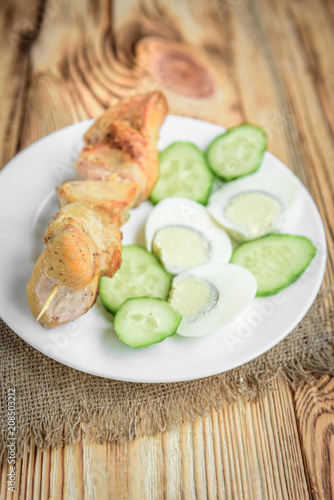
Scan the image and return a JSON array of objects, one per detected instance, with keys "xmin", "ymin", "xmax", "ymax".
[{"xmin": 27, "ymin": 91, "xmax": 168, "ymax": 328}]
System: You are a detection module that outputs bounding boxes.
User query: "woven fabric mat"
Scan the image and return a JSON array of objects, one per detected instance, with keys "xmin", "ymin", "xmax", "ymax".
[{"xmin": 1, "ymin": 286, "xmax": 333, "ymax": 464}]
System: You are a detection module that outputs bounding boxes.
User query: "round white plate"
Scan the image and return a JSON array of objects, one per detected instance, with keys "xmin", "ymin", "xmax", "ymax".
[{"xmin": 0, "ymin": 116, "xmax": 327, "ymax": 383}]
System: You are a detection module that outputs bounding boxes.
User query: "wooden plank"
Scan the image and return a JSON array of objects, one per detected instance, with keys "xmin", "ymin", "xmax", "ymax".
[
  {"xmin": 252, "ymin": 0, "xmax": 334, "ymax": 285},
  {"xmin": 19, "ymin": 0, "xmax": 247, "ymax": 150},
  {"xmin": 18, "ymin": 0, "xmax": 141, "ymax": 149},
  {"xmin": 0, "ymin": 1, "xmax": 41, "ymax": 168},
  {"xmin": 82, "ymin": 436, "xmax": 109, "ymax": 500},
  {"xmin": 48, "ymin": 446, "xmax": 64, "ymax": 500},
  {"xmin": 63, "ymin": 441, "xmax": 84, "ymax": 500},
  {"xmin": 294, "ymin": 375, "xmax": 334, "ymax": 500},
  {"xmin": 39, "ymin": 448, "xmax": 50, "ymax": 500},
  {"xmin": 0, "ymin": 379, "xmax": 312, "ymax": 500},
  {"xmin": 113, "ymin": 0, "xmax": 242, "ymax": 126},
  {"xmin": 229, "ymin": 0, "xmax": 291, "ymax": 166}
]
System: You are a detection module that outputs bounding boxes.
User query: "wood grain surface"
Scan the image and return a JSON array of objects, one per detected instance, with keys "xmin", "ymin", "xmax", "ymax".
[{"xmin": 0, "ymin": 0, "xmax": 333, "ymax": 499}]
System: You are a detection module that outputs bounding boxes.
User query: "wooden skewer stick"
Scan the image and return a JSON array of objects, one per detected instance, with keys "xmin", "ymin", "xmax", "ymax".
[{"xmin": 36, "ymin": 285, "xmax": 60, "ymax": 322}]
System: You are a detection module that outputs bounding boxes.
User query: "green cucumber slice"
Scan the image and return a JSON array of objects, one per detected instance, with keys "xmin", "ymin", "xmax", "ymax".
[
  {"xmin": 230, "ymin": 234, "xmax": 317, "ymax": 296},
  {"xmin": 114, "ymin": 297, "xmax": 182, "ymax": 348},
  {"xmin": 206, "ymin": 123, "xmax": 267, "ymax": 181},
  {"xmin": 150, "ymin": 142, "xmax": 213, "ymax": 205},
  {"xmin": 99, "ymin": 245, "xmax": 172, "ymax": 314}
]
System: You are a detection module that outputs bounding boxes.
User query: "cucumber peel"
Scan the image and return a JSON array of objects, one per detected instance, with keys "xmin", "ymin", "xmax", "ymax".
[
  {"xmin": 150, "ymin": 141, "xmax": 213, "ymax": 205},
  {"xmin": 230, "ymin": 234, "xmax": 317, "ymax": 296},
  {"xmin": 99, "ymin": 245, "xmax": 172, "ymax": 314},
  {"xmin": 206, "ymin": 123, "xmax": 267, "ymax": 181},
  {"xmin": 114, "ymin": 297, "xmax": 182, "ymax": 348}
]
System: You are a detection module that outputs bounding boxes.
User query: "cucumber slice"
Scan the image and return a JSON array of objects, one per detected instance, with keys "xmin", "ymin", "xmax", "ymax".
[
  {"xmin": 206, "ymin": 123, "xmax": 267, "ymax": 181},
  {"xmin": 99, "ymin": 245, "xmax": 172, "ymax": 314},
  {"xmin": 150, "ymin": 142, "xmax": 213, "ymax": 205},
  {"xmin": 230, "ymin": 234, "xmax": 317, "ymax": 296},
  {"xmin": 114, "ymin": 297, "xmax": 182, "ymax": 348}
]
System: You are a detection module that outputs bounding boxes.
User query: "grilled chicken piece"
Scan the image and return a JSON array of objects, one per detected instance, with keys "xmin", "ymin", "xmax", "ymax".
[
  {"xmin": 27, "ymin": 225, "xmax": 99, "ymax": 328},
  {"xmin": 42, "ymin": 223, "xmax": 99, "ymax": 289},
  {"xmin": 56, "ymin": 176, "xmax": 140, "ymax": 224},
  {"xmin": 44, "ymin": 202, "xmax": 122, "ymax": 278},
  {"xmin": 84, "ymin": 91, "xmax": 167, "ymax": 146},
  {"xmin": 76, "ymin": 91, "xmax": 168, "ymax": 203},
  {"xmin": 27, "ymin": 202, "xmax": 123, "ymax": 328}
]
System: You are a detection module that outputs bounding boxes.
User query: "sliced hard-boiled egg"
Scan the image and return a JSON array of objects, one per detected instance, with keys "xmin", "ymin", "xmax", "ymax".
[
  {"xmin": 168, "ymin": 262, "xmax": 257, "ymax": 337},
  {"xmin": 208, "ymin": 170, "xmax": 300, "ymax": 242},
  {"xmin": 146, "ymin": 197, "xmax": 232, "ymax": 275}
]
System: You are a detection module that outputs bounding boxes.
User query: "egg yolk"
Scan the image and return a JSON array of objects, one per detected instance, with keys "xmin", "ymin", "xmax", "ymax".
[
  {"xmin": 224, "ymin": 191, "xmax": 282, "ymax": 238},
  {"xmin": 152, "ymin": 225, "xmax": 210, "ymax": 274},
  {"xmin": 168, "ymin": 275, "xmax": 218, "ymax": 322}
]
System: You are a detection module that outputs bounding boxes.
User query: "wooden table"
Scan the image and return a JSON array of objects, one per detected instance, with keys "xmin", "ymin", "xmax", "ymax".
[{"xmin": 0, "ymin": 1, "xmax": 333, "ymax": 498}]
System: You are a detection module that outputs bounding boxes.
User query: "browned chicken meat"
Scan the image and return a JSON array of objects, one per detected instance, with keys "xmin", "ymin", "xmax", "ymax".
[
  {"xmin": 44, "ymin": 202, "xmax": 122, "ymax": 278},
  {"xmin": 76, "ymin": 91, "xmax": 168, "ymax": 203},
  {"xmin": 27, "ymin": 203, "xmax": 123, "ymax": 328},
  {"xmin": 27, "ymin": 223, "xmax": 100, "ymax": 328},
  {"xmin": 56, "ymin": 175, "xmax": 140, "ymax": 224}
]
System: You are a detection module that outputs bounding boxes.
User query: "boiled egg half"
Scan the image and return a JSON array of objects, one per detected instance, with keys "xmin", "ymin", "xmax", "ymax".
[
  {"xmin": 168, "ymin": 262, "xmax": 257, "ymax": 337},
  {"xmin": 145, "ymin": 197, "xmax": 232, "ymax": 275},
  {"xmin": 208, "ymin": 170, "xmax": 300, "ymax": 242}
]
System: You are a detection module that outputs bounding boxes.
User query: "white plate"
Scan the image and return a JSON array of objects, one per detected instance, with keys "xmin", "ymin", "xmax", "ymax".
[{"xmin": 0, "ymin": 116, "xmax": 327, "ymax": 383}]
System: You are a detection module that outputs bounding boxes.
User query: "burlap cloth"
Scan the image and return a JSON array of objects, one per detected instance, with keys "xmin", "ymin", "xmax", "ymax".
[{"xmin": 1, "ymin": 285, "xmax": 333, "ymax": 464}]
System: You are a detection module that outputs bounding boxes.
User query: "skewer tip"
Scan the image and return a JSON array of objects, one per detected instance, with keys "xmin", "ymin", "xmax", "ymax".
[{"xmin": 36, "ymin": 284, "xmax": 60, "ymax": 322}]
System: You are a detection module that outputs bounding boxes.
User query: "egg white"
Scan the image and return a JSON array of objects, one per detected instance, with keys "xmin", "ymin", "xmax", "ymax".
[
  {"xmin": 145, "ymin": 197, "xmax": 233, "ymax": 272},
  {"xmin": 207, "ymin": 170, "xmax": 300, "ymax": 242},
  {"xmin": 169, "ymin": 262, "xmax": 257, "ymax": 337}
]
